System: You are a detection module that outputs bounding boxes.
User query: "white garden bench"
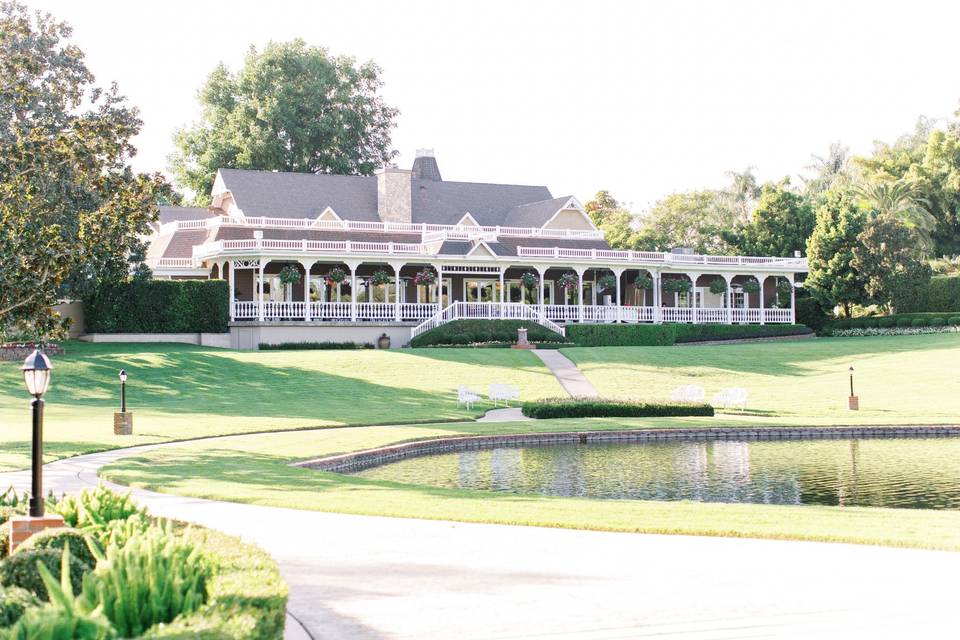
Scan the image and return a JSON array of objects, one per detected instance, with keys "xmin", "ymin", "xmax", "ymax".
[
  {"xmin": 488, "ymin": 383, "xmax": 521, "ymax": 407},
  {"xmin": 457, "ymin": 386, "xmax": 482, "ymax": 409},
  {"xmin": 670, "ymin": 385, "xmax": 706, "ymax": 403},
  {"xmin": 712, "ymin": 387, "xmax": 748, "ymax": 411}
]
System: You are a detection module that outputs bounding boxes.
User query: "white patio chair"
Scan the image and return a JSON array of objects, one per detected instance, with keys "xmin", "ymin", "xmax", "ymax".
[
  {"xmin": 457, "ymin": 386, "xmax": 482, "ymax": 409},
  {"xmin": 489, "ymin": 383, "xmax": 521, "ymax": 407},
  {"xmin": 713, "ymin": 387, "xmax": 748, "ymax": 411},
  {"xmin": 670, "ymin": 385, "xmax": 705, "ymax": 403}
]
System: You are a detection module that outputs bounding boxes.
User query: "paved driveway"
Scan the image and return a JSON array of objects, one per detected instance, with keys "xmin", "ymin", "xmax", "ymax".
[{"xmin": 1, "ymin": 442, "xmax": 957, "ymax": 640}]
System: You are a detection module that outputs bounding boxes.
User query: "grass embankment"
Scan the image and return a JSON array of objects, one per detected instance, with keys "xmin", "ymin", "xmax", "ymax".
[
  {"xmin": 100, "ymin": 420, "xmax": 960, "ymax": 551},
  {"xmin": 0, "ymin": 341, "xmax": 563, "ymax": 471}
]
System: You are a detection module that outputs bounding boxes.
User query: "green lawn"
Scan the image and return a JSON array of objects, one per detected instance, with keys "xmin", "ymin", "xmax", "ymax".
[
  {"xmin": 0, "ymin": 341, "xmax": 563, "ymax": 471},
  {"xmin": 101, "ymin": 420, "xmax": 960, "ymax": 551},
  {"xmin": 563, "ymin": 333, "xmax": 960, "ymax": 420}
]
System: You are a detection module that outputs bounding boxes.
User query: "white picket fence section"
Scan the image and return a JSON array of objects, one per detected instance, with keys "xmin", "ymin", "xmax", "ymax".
[{"xmin": 412, "ymin": 302, "xmax": 565, "ymax": 339}]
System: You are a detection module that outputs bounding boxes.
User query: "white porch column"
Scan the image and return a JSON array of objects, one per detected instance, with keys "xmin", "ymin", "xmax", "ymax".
[
  {"xmin": 652, "ymin": 271, "xmax": 661, "ymax": 324},
  {"xmin": 348, "ymin": 261, "xmax": 361, "ymax": 322},
  {"xmin": 612, "ymin": 267, "xmax": 625, "ymax": 323},
  {"xmin": 391, "ymin": 262, "xmax": 404, "ymax": 321},
  {"xmin": 536, "ymin": 266, "xmax": 547, "ymax": 312},
  {"xmin": 257, "ymin": 260, "xmax": 266, "ymax": 321},
  {"xmin": 228, "ymin": 261, "xmax": 235, "ymax": 321},
  {"xmin": 300, "ymin": 260, "xmax": 315, "ymax": 321},
  {"xmin": 576, "ymin": 267, "xmax": 586, "ymax": 322},
  {"xmin": 499, "ymin": 267, "xmax": 505, "ymax": 307},
  {"xmin": 788, "ymin": 274, "xmax": 796, "ymax": 324},
  {"xmin": 757, "ymin": 274, "xmax": 766, "ymax": 324},
  {"xmin": 689, "ymin": 273, "xmax": 698, "ymax": 324},
  {"xmin": 436, "ymin": 263, "xmax": 444, "ymax": 313},
  {"xmin": 724, "ymin": 274, "xmax": 734, "ymax": 324}
]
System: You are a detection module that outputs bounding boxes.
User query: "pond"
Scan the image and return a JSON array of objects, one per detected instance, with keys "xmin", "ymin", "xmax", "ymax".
[{"xmin": 353, "ymin": 437, "xmax": 960, "ymax": 509}]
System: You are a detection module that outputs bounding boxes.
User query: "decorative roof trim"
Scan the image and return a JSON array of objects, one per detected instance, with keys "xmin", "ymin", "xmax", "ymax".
[
  {"xmin": 466, "ymin": 239, "xmax": 497, "ymax": 258},
  {"xmin": 317, "ymin": 206, "xmax": 342, "ymax": 222},
  {"xmin": 541, "ymin": 196, "xmax": 597, "ymax": 232},
  {"xmin": 455, "ymin": 212, "xmax": 480, "ymax": 227}
]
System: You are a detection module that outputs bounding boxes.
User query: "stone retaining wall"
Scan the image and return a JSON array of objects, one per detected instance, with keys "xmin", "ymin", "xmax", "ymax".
[{"xmin": 295, "ymin": 425, "xmax": 960, "ymax": 474}]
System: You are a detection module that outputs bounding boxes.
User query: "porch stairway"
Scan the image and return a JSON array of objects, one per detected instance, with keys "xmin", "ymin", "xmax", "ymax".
[{"xmin": 411, "ymin": 302, "xmax": 566, "ymax": 340}]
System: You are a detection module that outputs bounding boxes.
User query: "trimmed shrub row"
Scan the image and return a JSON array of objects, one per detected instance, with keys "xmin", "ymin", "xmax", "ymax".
[
  {"xmin": 258, "ymin": 341, "xmax": 375, "ymax": 350},
  {"xmin": 410, "ymin": 320, "xmax": 566, "ymax": 347},
  {"xmin": 85, "ymin": 280, "xmax": 229, "ymax": 334},
  {"xmin": 827, "ymin": 313, "xmax": 960, "ymax": 331},
  {"xmin": 566, "ymin": 323, "xmax": 812, "ymax": 347},
  {"xmin": 521, "ymin": 397, "xmax": 715, "ymax": 419},
  {"xmin": 926, "ymin": 276, "xmax": 960, "ymax": 312}
]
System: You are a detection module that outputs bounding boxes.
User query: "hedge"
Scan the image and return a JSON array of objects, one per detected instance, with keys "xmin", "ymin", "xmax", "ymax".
[
  {"xmin": 566, "ymin": 323, "xmax": 812, "ymax": 346},
  {"xmin": 521, "ymin": 397, "xmax": 715, "ymax": 419},
  {"xmin": 925, "ymin": 276, "xmax": 960, "ymax": 312},
  {"xmin": 410, "ymin": 320, "xmax": 566, "ymax": 347},
  {"xmin": 827, "ymin": 312, "xmax": 960, "ymax": 332},
  {"xmin": 84, "ymin": 280, "xmax": 229, "ymax": 334},
  {"xmin": 258, "ymin": 341, "xmax": 374, "ymax": 350},
  {"xmin": 795, "ymin": 296, "xmax": 831, "ymax": 333}
]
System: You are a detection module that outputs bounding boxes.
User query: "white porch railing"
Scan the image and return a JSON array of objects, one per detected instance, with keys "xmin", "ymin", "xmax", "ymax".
[
  {"xmin": 731, "ymin": 308, "xmax": 761, "ymax": 324},
  {"xmin": 765, "ymin": 308, "xmax": 793, "ymax": 323},
  {"xmin": 412, "ymin": 302, "xmax": 565, "ymax": 339},
  {"xmin": 515, "ymin": 246, "xmax": 807, "ymax": 269},
  {"xmin": 661, "ymin": 307, "xmax": 694, "ymax": 323},
  {"xmin": 310, "ymin": 302, "xmax": 351, "ymax": 319}
]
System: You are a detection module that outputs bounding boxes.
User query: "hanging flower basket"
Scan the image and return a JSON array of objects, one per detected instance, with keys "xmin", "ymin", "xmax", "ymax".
[
  {"xmin": 557, "ymin": 272, "xmax": 578, "ymax": 291},
  {"xmin": 370, "ymin": 270, "xmax": 392, "ymax": 286},
  {"xmin": 633, "ymin": 273, "xmax": 653, "ymax": 290},
  {"xmin": 598, "ymin": 274, "xmax": 617, "ymax": 291},
  {"xmin": 325, "ymin": 267, "xmax": 347, "ymax": 286},
  {"xmin": 662, "ymin": 278, "xmax": 692, "ymax": 294},
  {"xmin": 742, "ymin": 279, "xmax": 761, "ymax": 294},
  {"xmin": 520, "ymin": 272, "xmax": 539, "ymax": 290},
  {"xmin": 709, "ymin": 279, "xmax": 728, "ymax": 295},
  {"xmin": 278, "ymin": 265, "xmax": 302, "ymax": 286},
  {"xmin": 413, "ymin": 270, "xmax": 436, "ymax": 286}
]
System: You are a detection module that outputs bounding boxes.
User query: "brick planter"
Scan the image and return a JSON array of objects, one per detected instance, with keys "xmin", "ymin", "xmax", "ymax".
[
  {"xmin": 0, "ymin": 344, "xmax": 64, "ymax": 362},
  {"xmin": 8, "ymin": 514, "xmax": 65, "ymax": 552}
]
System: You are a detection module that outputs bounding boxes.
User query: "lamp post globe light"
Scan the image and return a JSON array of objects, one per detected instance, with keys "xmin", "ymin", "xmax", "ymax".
[
  {"xmin": 21, "ymin": 349, "xmax": 52, "ymax": 518},
  {"xmin": 848, "ymin": 365, "xmax": 859, "ymax": 411},
  {"xmin": 119, "ymin": 369, "xmax": 127, "ymax": 413}
]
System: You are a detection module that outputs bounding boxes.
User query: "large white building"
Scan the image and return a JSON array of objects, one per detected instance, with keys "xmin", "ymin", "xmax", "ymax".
[{"xmin": 147, "ymin": 150, "xmax": 808, "ymax": 347}]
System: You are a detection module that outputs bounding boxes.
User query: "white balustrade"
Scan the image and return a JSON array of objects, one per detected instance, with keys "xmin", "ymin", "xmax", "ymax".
[
  {"xmin": 730, "ymin": 308, "xmax": 761, "ymax": 324},
  {"xmin": 356, "ymin": 303, "xmax": 396, "ymax": 320},
  {"xmin": 233, "ymin": 301, "xmax": 258, "ymax": 319},
  {"xmin": 310, "ymin": 302, "xmax": 351, "ymax": 319},
  {"xmin": 764, "ymin": 308, "xmax": 793, "ymax": 323},
  {"xmin": 260, "ymin": 301, "xmax": 305, "ymax": 319},
  {"xmin": 698, "ymin": 308, "xmax": 729, "ymax": 324},
  {"xmin": 661, "ymin": 307, "xmax": 694, "ymax": 323}
]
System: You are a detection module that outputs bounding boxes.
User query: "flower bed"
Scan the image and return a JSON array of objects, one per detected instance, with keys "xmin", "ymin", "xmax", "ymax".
[
  {"xmin": 0, "ymin": 486, "xmax": 287, "ymax": 639},
  {"xmin": 829, "ymin": 326, "xmax": 960, "ymax": 338}
]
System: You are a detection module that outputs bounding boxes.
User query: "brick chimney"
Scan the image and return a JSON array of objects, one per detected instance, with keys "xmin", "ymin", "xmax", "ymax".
[{"xmin": 376, "ymin": 165, "xmax": 412, "ymax": 224}]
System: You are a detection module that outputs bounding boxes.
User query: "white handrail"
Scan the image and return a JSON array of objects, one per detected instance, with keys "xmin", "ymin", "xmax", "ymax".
[
  {"xmin": 411, "ymin": 301, "xmax": 565, "ymax": 339},
  {"xmin": 516, "ymin": 246, "xmax": 807, "ymax": 268}
]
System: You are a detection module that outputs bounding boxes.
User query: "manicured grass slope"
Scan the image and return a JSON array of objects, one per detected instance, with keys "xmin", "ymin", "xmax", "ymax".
[
  {"xmin": 0, "ymin": 342, "xmax": 563, "ymax": 471},
  {"xmin": 563, "ymin": 333, "xmax": 960, "ymax": 419},
  {"xmin": 101, "ymin": 421, "xmax": 960, "ymax": 551}
]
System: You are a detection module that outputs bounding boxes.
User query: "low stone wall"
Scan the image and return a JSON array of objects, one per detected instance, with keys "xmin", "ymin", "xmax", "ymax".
[
  {"xmin": 80, "ymin": 333, "xmax": 231, "ymax": 348},
  {"xmin": 296, "ymin": 425, "xmax": 960, "ymax": 474},
  {"xmin": 0, "ymin": 343, "xmax": 64, "ymax": 362},
  {"xmin": 230, "ymin": 323, "xmax": 413, "ymax": 350}
]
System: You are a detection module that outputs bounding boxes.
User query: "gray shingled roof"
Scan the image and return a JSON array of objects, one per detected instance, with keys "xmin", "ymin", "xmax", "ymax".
[
  {"xmin": 218, "ymin": 169, "xmax": 381, "ymax": 221},
  {"xmin": 410, "ymin": 179, "xmax": 553, "ymax": 226},
  {"xmin": 501, "ymin": 197, "xmax": 572, "ymax": 228}
]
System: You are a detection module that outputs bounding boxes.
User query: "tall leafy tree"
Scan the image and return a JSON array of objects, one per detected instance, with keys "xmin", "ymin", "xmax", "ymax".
[
  {"xmin": 852, "ymin": 214, "xmax": 932, "ymax": 314},
  {"xmin": 0, "ymin": 1, "xmax": 166, "ymax": 339},
  {"xmin": 853, "ymin": 180, "xmax": 937, "ymax": 256},
  {"xmin": 724, "ymin": 179, "xmax": 815, "ymax": 257},
  {"xmin": 722, "ymin": 167, "xmax": 760, "ymax": 223},
  {"xmin": 804, "ymin": 190, "xmax": 870, "ymax": 317},
  {"xmin": 169, "ymin": 39, "xmax": 399, "ymax": 203},
  {"xmin": 802, "ymin": 142, "xmax": 853, "ymax": 203},
  {"xmin": 632, "ymin": 191, "xmax": 737, "ymax": 254}
]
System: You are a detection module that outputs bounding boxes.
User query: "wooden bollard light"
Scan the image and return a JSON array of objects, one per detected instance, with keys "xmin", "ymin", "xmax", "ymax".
[
  {"xmin": 848, "ymin": 365, "xmax": 859, "ymax": 411},
  {"xmin": 114, "ymin": 368, "xmax": 133, "ymax": 435}
]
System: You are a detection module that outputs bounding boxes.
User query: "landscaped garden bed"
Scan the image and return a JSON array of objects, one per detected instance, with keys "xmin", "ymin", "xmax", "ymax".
[{"xmin": 0, "ymin": 486, "xmax": 287, "ymax": 639}]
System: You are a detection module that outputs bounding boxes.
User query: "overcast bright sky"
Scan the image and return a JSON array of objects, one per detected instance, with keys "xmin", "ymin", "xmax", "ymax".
[{"xmin": 27, "ymin": 0, "xmax": 960, "ymax": 210}]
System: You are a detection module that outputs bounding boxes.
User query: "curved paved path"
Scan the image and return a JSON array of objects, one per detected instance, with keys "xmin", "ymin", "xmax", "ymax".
[
  {"xmin": 1, "ymin": 435, "xmax": 958, "ymax": 639},
  {"xmin": 532, "ymin": 349, "xmax": 598, "ymax": 397}
]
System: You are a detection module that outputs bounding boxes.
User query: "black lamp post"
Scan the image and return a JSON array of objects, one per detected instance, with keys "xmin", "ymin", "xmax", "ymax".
[
  {"xmin": 21, "ymin": 349, "xmax": 52, "ymax": 518},
  {"xmin": 119, "ymin": 369, "xmax": 127, "ymax": 413},
  {"xmin": 848, "ymin": 366, "xmax": 855, "ymax": 396},
  {"xmin": 848, "ymin": 365, "xmax": 859, "ymax": 410}
]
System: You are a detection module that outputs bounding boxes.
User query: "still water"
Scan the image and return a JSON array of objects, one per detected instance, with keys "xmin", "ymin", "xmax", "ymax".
[{"xmin": 354, "ymin": 437, "xmax": 960, "ymax": 509}]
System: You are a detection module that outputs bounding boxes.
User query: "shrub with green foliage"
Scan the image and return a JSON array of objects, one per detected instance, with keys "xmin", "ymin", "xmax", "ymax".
[
  {"xmin": 258, "ymin": 341, "xmax": 374, "ymax": 350},
  {"xmin": 15, "ymin": 529, "xmax": 98, "ymax": 570},
  {"xmin": 84, "ymin": 280, "xmax": 229, "ymax": 334},
  {"xmin": 410, "ymin": 320, "xmax": 566, "ymax": 347},
  {"xmin": 673, "ymin": 324, "xmax": 812, "ymax": 343},
  {"xmin": 77, "ymin": 523, "xmax": 209, "ymax": 638},
  {"xmin": 567, "ymin": 324, "xmax": 676, "ymax": 346},
  {"xmin": 950, "ymin": 317, "xmax": 960, "ymax": 326},
  {"xmin": 925, "ymin": 276, "xmax": 960, "ymax": 312},
  {"xmin": 0, "ymin": 548, "xmax": 87, "ymax": 601},
  {"xmin": 0, "ymin": 586, "xmax": 38, "ymax": 628},
  {"xmin": 0, "ymin": 523, "xmax": 10, "ymax": 561},
  {"xmin": 522, "ymin": 397, "xmax": 714, "ymax": 419},
  {"xmin": 930, "ymin": 317, "xmax": 946, "ymax": 327},
  {"xmin": 877, "ymin": 317, "xmax": 896, "ymax": 328},
  {"xmin": 795, "ymin": 296, "xmax": 830, "ymax": 333},
  {"xmin": 911, "ymin": 317, "xmax": 929, "ymax": 327},
  {"xmin": 49, "ymin": 486, "xmax": 146, "ymax": 532}
]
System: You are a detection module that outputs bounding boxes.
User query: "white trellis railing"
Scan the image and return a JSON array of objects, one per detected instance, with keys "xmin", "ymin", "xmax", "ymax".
[{"xmin": 411, "ymin": 302, "xmax": 565, "ymax": 339}]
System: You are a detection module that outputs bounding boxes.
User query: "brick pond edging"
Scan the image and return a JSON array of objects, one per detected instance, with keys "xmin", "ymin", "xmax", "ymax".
[{"xmin": 293, "ymin": 425, "xmax": 960, "ymax": 474}]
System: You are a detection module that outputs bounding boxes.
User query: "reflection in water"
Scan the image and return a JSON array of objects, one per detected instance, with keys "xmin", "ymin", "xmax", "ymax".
[{"xmin": 354, "ymin": 437, "xmax": 960, "ymax": 510}]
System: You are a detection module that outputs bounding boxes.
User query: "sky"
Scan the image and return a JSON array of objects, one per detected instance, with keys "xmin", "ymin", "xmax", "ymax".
[{"xmin": 26, "ymin": 0, "xmax": 960, "ymax": 211}]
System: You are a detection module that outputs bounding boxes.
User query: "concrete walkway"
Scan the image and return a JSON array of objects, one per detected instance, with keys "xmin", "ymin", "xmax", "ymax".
[
  {"xmin": 532, "ymin": 349, "xmax": 599, "ymax": 397},
  {"xmin": 1, "ymin": 438, "xmax": 958, "ymax": 639}
]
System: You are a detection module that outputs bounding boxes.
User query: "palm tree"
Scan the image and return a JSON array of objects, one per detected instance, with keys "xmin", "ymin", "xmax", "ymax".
[
  {"xmin": 803, "ymin": 142, "xmax": 851, "ymax": 196},
  {"xmin": 723, "ymin": 167, "xmax": 760, "ymax": 223},
  {"xmin": 854, "ymin": 180, "xmax": 937, "ymax": 256}
]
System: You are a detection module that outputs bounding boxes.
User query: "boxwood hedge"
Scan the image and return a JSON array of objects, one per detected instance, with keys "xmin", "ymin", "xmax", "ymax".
[
  {"xmin": 521, "ymin": 397, "xmax": 715, "ymax": 419},
  {"xmin": 85, "ymin": 280, "xmax": 229, "ymax": 334},
  {"xmin": 410, "ymin": 320, "xmax": 566, "ymax": 347},
  {"xmin": 567, "ymin": 323, "xmax": 811, "ymax": 346},
  {"xmin": 827, "ymin": 312, "xmax": 960, "ymax": 333}
]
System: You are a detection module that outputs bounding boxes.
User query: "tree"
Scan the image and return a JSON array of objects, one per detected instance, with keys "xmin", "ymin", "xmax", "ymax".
[
  {"xmin": 0, "ymin": 1, "xmax": 166, "ymax": 339},
  {"xmin": 853, "ymin": 180, "xmax": 937, "ymax": 256},
  {"xmin": 852, "ymin": 214, "xmax": 932, "ymax": 314},
  {"xmin": 632, "ymin": 191, "xmax": 738, "ymax": 254},
  {"xmin": 584, "ymin": 190, "xmax": 622, "ymax": 226},
  {"xmin": 802, "ymin": 142, "xmax": 853, "ymax": 203},
  {"xmin": 169, "ymin": 39, "xmax": 399, "ymax": 203},
  {"xmin": 721, "ymin": 167, "xmax": 760, "ymax": 223},
  {"xmin": 723, "ymin": 179, "xmax": 815, "ymax": 257},
  {"xmin": 803, "ymin": 189, "xmax": 870, "ymax": 317}
]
